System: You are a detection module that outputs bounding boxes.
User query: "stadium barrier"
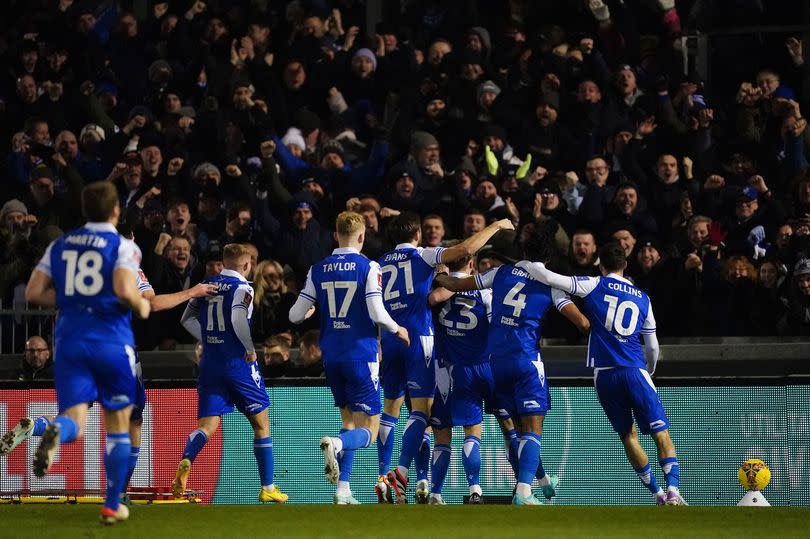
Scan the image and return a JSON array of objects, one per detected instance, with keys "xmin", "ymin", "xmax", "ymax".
[{"xmin": 1, "ymin": 381, "xmax": 808, "ymax": 506}]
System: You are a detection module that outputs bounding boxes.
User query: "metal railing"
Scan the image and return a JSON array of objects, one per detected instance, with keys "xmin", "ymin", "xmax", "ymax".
[{"xmin": 0, "ymin": 300, "xmax": 56, "ymax": 354}]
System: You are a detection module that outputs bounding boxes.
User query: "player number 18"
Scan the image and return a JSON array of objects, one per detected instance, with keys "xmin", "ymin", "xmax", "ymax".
[{"xmin": 62, "ymin": 250, "xmax": 104, "ymax": 296}]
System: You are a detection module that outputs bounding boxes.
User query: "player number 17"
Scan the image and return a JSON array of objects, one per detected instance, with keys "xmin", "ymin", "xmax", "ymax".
[{"xmin": 321, "ymin": 281, "xmax": 357, "ymax": 318}]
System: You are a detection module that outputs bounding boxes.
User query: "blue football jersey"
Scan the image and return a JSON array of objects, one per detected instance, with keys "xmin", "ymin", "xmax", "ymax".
[
  {"xmin": 476, "ymin": 265, "xmax": 570, "ymax": 362},
  {"xmin": 573, "ymin": 275, "xmax": 656, "ymax": 369},
  {"xmin": 436, "ymin": 272, "xmax": 491, "ymax": 366},
  {"xmin": 301, "ymin": 247, "xmax": 382, "ymax": 363},
  {"xmin": 193, "ymin": 269, "xmax": 255, "ymax": 368},
  {"xmin": 379, "ymin": 244, "xmax": 444, "ymax": 336},
  {"xmin": 36, "ymin": 222, "xmax": 141, "ymax": 346}
]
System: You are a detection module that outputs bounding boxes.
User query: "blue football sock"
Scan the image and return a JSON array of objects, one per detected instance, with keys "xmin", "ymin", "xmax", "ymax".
[
  {"xmin": 431, "ymin": 443, "xmax": 451, "ymax": 494},
  {"xmin": 253, "ymin": 436, "xmax": 274, "ymax": 487},
  {"xmin": 635, "ymin": 463, "xmax": 661, "ymax": 494},
  {"xmin": 536, "ymin": 456, "xmax": 547, "ymax": 480},
  {"xmin": 32, "ymin": 416, "xmax": 50, "ymax": 436},
  {"xmin": 659, "ymin": 457, "xmax": 680, "ymax": 489},
  {"xmin": 462, "ymin": 435, "xmax": 481, "ymax": 488},
  {"xmin": 124, "ymin": 446, "xmax": 140, "ymax": 491},
  {"xmin": 503, "ymin": 429, "xmax": 519, "ymax": 477},
  {"xmin": 104, "ymin": 433, "xmax": 130, "ymax": 510},
  {"xmin": 338, "ymin": 429, "xmax": 355, "ymax": 482},
  {"xmin": 397, "ymin": 411, "xmax": 428, "ymax": 472},
  {"xmin": 53, "ymin": 416, "xmax": 78, "ymax": 443},
  {"xmin": 338, "ymin": 427, "xmax": 372, "ymax": 451},
  {"xmin": 377, "ymin": 413, "xmax": 397, "ymax": 476},
  {"xmin": 182, "ymin": 428, "xmax": 208, "ymax": 463},
  {"xmin": 416, "ymin": 433, "xmax": 431, "ymax": 482},
  {"xmin": 517, "ymin": 432, "xmax": 542, "ymax": 487}
]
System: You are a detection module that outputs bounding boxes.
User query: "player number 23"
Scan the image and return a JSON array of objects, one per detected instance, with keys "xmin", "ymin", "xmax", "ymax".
[
  {"xmin": 62, "ymin": 250, "xmax": 104, "ymax": 296},
  {"xmin": 602, "ymin": 294, "xmax": 640, "ymax": 336}
]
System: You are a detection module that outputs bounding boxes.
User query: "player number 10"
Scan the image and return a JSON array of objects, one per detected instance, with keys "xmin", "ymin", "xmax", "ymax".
[{"xmin": 602, "ymin": 294, "xmax": 640, "ymax": 336}]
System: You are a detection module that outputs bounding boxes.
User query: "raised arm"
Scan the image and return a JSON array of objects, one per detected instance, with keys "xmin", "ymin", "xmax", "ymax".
[
  {"xmin": 516, "ymin": 260, "xmax": 581, "ymax": 295},
  {"xmin": 440, "ymin": 219, "xmax": 515, "ymax": 264},
  {"xmin": 149, "ymin": 282, "xmax": 218, "ymax": 312},
  {"xmin": 433, "ymin": 274, "xmax": 480, "ymax": 292}
]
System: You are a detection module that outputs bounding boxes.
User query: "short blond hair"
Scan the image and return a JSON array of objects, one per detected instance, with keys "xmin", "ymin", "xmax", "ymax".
[
  {"xmin": 223, "ymin": 243, "xmax": 253, "ymax": 264},
  {"xmin": 336, "ymin": 211, "xmax": 365, "ymax": 237}
]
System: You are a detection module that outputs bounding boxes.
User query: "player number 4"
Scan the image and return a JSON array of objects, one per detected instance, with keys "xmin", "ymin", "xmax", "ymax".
[
  {"xmin": 62, "ymin": 250, "xmax": 104, "ymax": 296},
  {"xmin": 321, "ymin": 281, "xmax": 357, "ymax": 318},
  {"xmin": 602, "ymin": 294, "xmax": 640, "ymax": 336},
  {"xmin": 504, "ymin": 282, "xmax": 527, "ymax": 318}
]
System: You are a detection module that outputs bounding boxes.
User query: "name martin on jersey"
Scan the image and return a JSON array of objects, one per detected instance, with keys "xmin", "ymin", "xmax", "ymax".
[{"xmin": 65, "ymin": 234, "xmax": 109, "ymax": 248}]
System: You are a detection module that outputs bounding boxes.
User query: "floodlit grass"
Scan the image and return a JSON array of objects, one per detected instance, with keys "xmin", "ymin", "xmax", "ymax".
[{"xmin": 2, "ymin": 504, "xmax": 808, "ymax": 538}]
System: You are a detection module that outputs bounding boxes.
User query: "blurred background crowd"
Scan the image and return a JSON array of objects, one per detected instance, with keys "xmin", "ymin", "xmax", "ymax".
[{"xmin": 2, "ymin": 0, "xmax": 810, "ymax": 378}]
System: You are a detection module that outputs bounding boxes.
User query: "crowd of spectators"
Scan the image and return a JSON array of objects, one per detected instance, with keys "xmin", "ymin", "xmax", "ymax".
[{"xmin": 2, "ymin": 0, "xmax": 810, "ymax": 364}]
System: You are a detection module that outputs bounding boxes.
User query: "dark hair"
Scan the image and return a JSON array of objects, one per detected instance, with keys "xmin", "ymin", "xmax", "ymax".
[
  {"xmin": 301, "ymin": 329, "xmax": 321, "ymax": 349},
  {"xmin": 521, "ymin": 221, "xmax": 556, "ymax": 263},
  {"xmin": 82, "ymin": 182, "xmax": 119, "ymax": 222},
  {"xmin": 615, "ymin": 181, "xmax": 639, "ymax": 194},
  {"xmin": 387, "ymin": 211, "xmax": 421, "ymax": 244},
  {"xmin": 116, "ymin": 221, "xmax": 134, "ymax": 239},
  {"xmin": 599, "ymin": 242, "xmax": 627, "ymax": 272},
  {"xmin": 227, "ymin": 202, "xmax": 251, "ymax": 221}
]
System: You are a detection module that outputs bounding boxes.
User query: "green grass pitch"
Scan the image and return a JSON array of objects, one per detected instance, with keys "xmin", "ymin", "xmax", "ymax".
[{"xmin": 3, "ymin": 505, "xmax": 810, "ymax": 538}]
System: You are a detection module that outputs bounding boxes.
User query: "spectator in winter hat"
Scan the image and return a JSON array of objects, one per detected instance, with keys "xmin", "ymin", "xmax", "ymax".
[
  {"xmin": 282, "ymin": 128, "xmax": 307, "ymax": 157},
  {"xmin": 352, "ymin": 48, "xmax": 377, "ymax": 76}
]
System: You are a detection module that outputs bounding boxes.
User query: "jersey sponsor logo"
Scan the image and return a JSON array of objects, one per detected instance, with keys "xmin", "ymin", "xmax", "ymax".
[
  {"xmin": 332, "ymin": 320, "xmax": 352, "ymax": 329},
  {"xmin": 499, "ymin": 316, "xmax": 519, "ymax": 327},
  {"xmin": 522, "ymin": 400, "xmax": 541, "ymax": 409},
  {"xmin": 388, "ymin": 301, "xmax": 407, "ymax": 311},
  {"xmin": 649, "ymin": 419, "xmax": 666, "ymax": 430},
  {"xmin": 207, "ymin": 336, "xmax": 225, "ymax": 344}
]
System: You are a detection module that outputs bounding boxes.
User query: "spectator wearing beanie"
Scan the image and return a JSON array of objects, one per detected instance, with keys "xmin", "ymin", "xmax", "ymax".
[{"xmin": 277, "ymin": 196, "xmax": 335, "ymax": 281}]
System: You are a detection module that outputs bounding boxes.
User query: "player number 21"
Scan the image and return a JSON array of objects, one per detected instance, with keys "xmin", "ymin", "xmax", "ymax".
[
  {"xmin": 62, "ymin": 250, "xmax": 104, "ymax": 296},
  {"xmin": 321, "ymin": 281, "xmax": 357, "ymax": 318},
  {"xmin": 381, "ymin": 261, "xmax": 414, "ymax": 300},
  {"xmin": 602, "ymin": 294, "xmax": 640, "ymax": 336}
]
